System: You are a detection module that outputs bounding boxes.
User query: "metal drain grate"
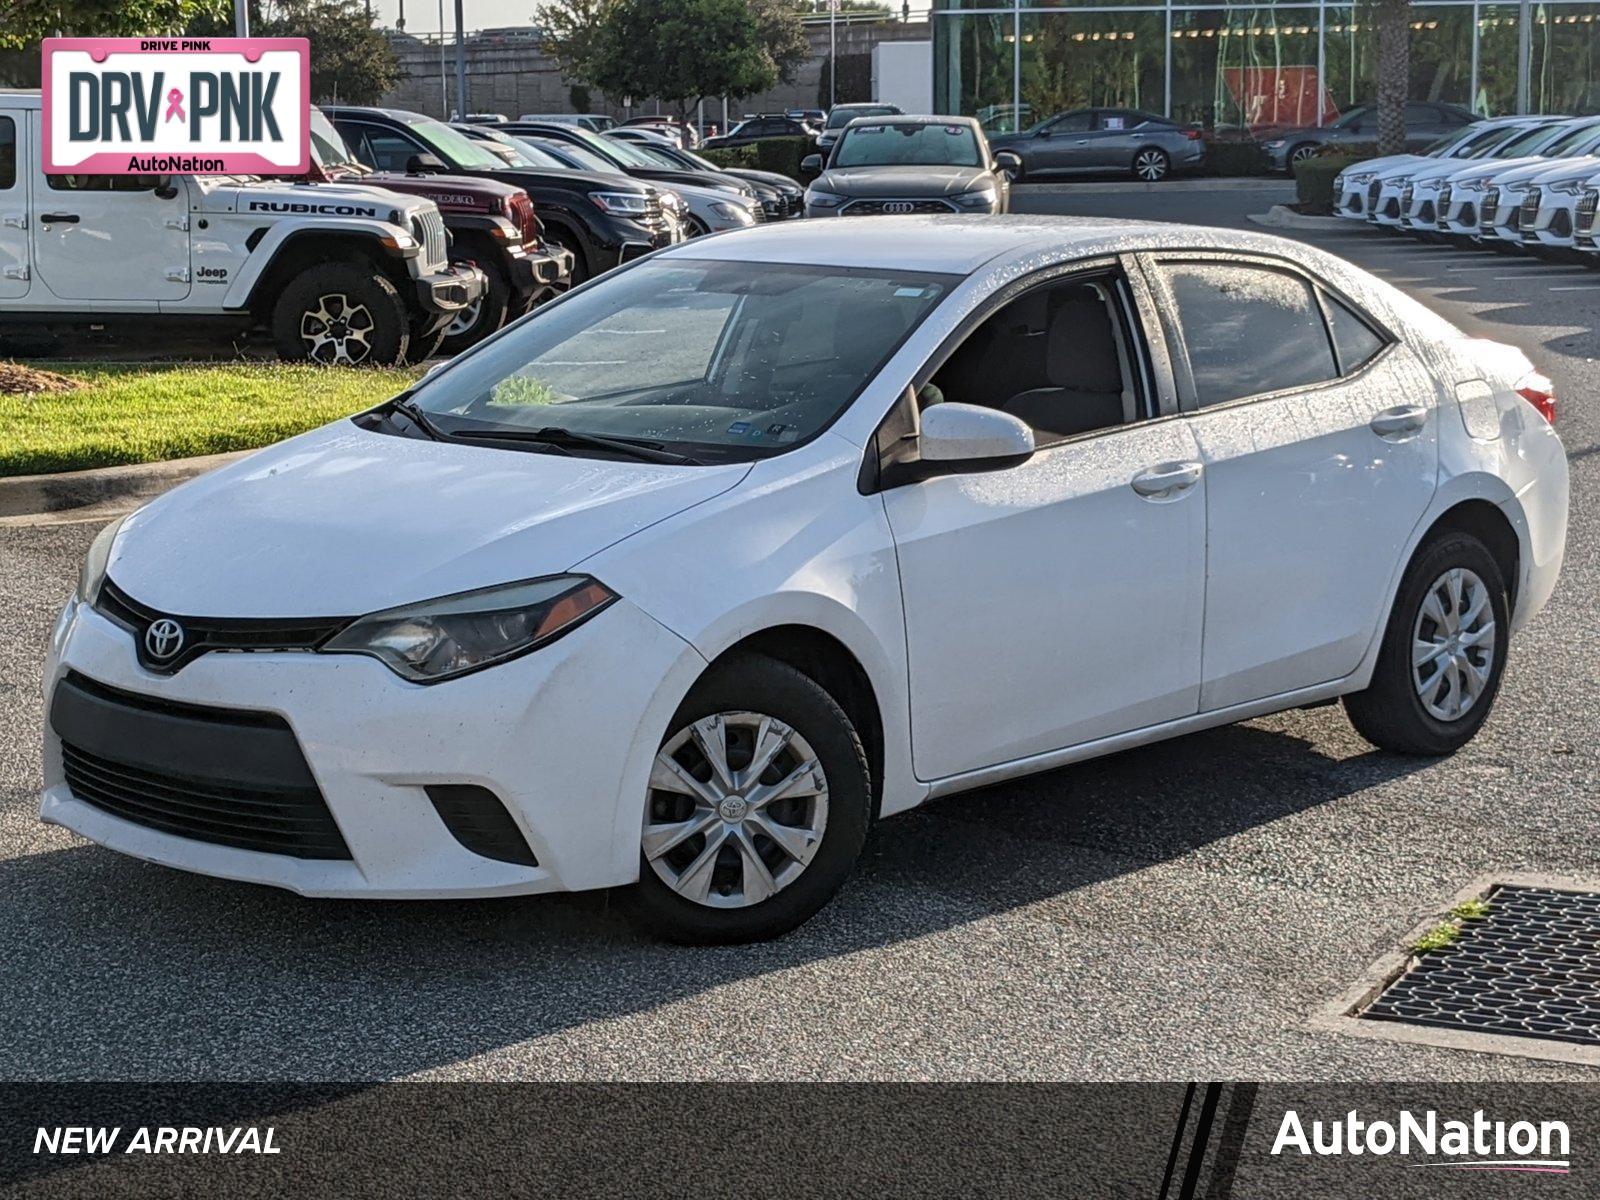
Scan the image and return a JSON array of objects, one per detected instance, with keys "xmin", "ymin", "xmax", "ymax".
[{"xmin": 1364, "ymin": 886, "xmax": 1600, "ymax": 1046}]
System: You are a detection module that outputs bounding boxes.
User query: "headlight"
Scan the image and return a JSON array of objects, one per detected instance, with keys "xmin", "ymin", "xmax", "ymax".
[
  {"xmin": 806, "ymin": 189, "xmax": 845, "ymax": 209},
  {"xmin": 321, "ymin": 575, "xmax": 617, "ymax": 683},
  {"xmin": 1457, "ymin": 179, "xmax": 1486, "ymax": 192},
  {"xmin": 590, "ymin": 191, "xmax": 650, "ymax": 216},
  {"xmin": 709, "ymin": 200, "xmax": 754, "ymax": 223},
  {"xmin": 1549, "ymin": 179, "xmax": 1584, "ymax": 195},
  {"xmin": 1265, "ymin": 139, "xmax": 1287, "ymax": 149},
  {"xmin": 77, "ymin": 515, "xmax": 127, "ymax": 604},
  {"xmin": 953, "ymin": 187, "xmax": 998, "ymax": 209},
  {"xmin": 1504, "ymin": 182, "xmax": 1529, "ymax": 193}
]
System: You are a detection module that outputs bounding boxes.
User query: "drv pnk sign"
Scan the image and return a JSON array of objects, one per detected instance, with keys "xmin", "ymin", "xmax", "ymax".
[{"xmin": 42, "ymin": 38, "xmax": 309, "ymax": 175}]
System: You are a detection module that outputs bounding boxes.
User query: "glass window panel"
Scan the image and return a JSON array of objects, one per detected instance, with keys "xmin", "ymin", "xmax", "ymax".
[
  {"xmin": 1323, "ymin": 293, "xmax": 1387, "ymax": 374},
  {"xmin": 1530, "ymin": 4, "xmax": 1600, "ymax": 115},
  {"xmin": 0, "ymin": 118, "xmax": 13, "ymax": 191},
  {"xmin": 1171, "ymin": 8, "xmax": 1323, "ymax": 131},
  {"xmin": 1409, "ymin": 8, "xmax": 1475, "ymax": 107},
  {"xmin": 933, "ymin": 9, "xmax": 1019, "ymax": 129},
  {"xmin": 1475, "ymin": 4, "xmax": 1524, "ymax": 115},
  {"xmin": 1019, "ymin": 11, "xmax": 1168, "ymax": 119}
]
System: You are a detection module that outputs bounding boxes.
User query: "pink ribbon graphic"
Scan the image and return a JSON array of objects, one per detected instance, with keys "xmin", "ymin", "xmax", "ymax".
[{"xmin": 164, "ymin": 88, "xmax": 185, "ymax": 123}]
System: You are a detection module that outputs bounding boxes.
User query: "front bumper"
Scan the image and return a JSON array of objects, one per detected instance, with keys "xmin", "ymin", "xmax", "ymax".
[
  {"xmin": 413, "ymin": 262, "xmax": 487, "ymax": 331},
  {"xmin": 40, "ymin": 595, "xmax": 706, "ymax": 898},
  {"xmin": 1524, "ymin": 195, "xmax": 1579, "ymax": 247},
  {"xmin": 506, "ymin": 243, "xmax": 574, "ymax": 309}
]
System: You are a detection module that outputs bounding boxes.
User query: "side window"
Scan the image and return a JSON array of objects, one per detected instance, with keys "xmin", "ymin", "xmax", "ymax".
[
  {"xmin": 1322, "ymin": 292, "xmax": 1388, "ymax": 374},
  {"xmin": 47, "ymin": 174, "xmax": 161, "ymax": 192},
  {"xmin": 1404, "ymin": 103, "xmax": 1436, "ymax": 125},
  {"xmin": 333, "ymin": 122, "xmax": 373, "ymax": 164},
  {"xmin": 361, "ymin": 129, "xmax": 426, "ymax": 172},
  {"xmin": 1047, "ymin": 111, "xmax": 1093, "ymax": 134},
  {"xmin": 1160, "ymin": 261, "xmax": 1338, "ymax": 407},
  {"xmin": 0, "ymin": 118, "xmax": 14, "ymax": 190},
  {"xmin": 926, "ymin": 274, "xmax": 1143, "ymax": 445}
]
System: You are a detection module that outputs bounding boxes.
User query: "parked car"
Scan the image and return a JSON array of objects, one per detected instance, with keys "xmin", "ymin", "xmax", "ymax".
[
  {"xmin": 1334, "ymin": 116, "xmax": 1550, "ymax": 223},
  {"xmin": 1518, "ymin": 156, "xmax": 1600, "ymax": 251},
  {"xmin": 43, "ymin": 218, "xmax": 1566, "ymax": 943},
  {"xmin": 1463, "ymin": 119, "xmax": 1600, "ymax": 245},
  {"xmin": 815, "ymin": 102, "xmax": 903, "ymax": 157},
  {"xmin": 621, "ymin": 115, "xmax": 701, "ymax": 150},
  {"xmin": 623, "ymin": 140, "xmax": 805, "ymax": 219},
  {"xmin": 518, "ymin": 112, "xmax": 617, "ymax": 132},
  {"xmin": 325, "ymin": 106, "xmax": 682, "ymax": 284},
  {"xmin": 803, "ymin": 116, "xmax": 1018, "ymax": 215},
  {"xmin": 703, "ymin": 114, "xmax": 818, "ymax": 151},
  {"xmin": 988, "ymin": 108, "xmax": 1205, "ymax": 182},
  {"xmin": 463, "ymin": 113, "xmax": 509, "ymax": 125},
  {"xmin": 1261, "ymin": 101, "xmax": 1478, "ymax": 173},
  {"xmin": 0, "ymin": 91, "xmax": 483, "ymax": 366}
]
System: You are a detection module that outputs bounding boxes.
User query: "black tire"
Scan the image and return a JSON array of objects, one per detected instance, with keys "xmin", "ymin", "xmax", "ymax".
[
  {"xmin": 439, "ymin": 252, "xmax": 510, "ymax": 355},
  {"xmin": 627, "ymin": 654, "xmax": 872, "ymax": 945},
  {"xmin": 686, "ymin": 214, "xmax": 711, "ymax": 238},
  {"xmin": 544, "ymin": 227, "xmax": 589, "ymax": 285},
  {"xmin": 402, "ymin": 320, "xmax": 447, "ymax": 366},
  {"xmin": 1344, "ymin": 532, "xmax": 1511, "ymax": 756},
  {"xmin": 1132, "ymin": 147, "xmax": 1170, "ymax": 182},
  {"xmin": 271, "ymin": 261, "xmax": 409, "ymax": 367}
]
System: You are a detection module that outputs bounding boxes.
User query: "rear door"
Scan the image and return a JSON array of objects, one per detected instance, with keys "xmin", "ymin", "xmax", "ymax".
[
  {"xmin": 31, "ymin": 172, "xmax": 190, "ymax": 303},
  {"xmin": 1087, "ymin": 110, "xmax": 1144, "ymax": 169},
  {"xmin": 0, "ymin": 112, "xmax": 28, "ymax": 299},
  {"xmin": 1140, "ymin": 253, "xmax": 1440, "ymax": 710}
]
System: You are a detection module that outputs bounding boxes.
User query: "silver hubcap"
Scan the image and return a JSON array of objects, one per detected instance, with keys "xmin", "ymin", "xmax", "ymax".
[
  {"xmin": 301, "ymin": 293, "xmax": 375, "ymax": 365},
  {"xmin": 1412, "ymin": 567, "xmax": 1496, "ymax": 722},
  {"xmin": 1293, "ymin": 146, "xmax": 1316, "ymax": 164},
  {"xmin": 643, "ymin": 711, "xmax": 829, "ymax": 909},
  {"xmin": 1135, "ymin": 151, "xmax": 1167, "ymax": 181}
]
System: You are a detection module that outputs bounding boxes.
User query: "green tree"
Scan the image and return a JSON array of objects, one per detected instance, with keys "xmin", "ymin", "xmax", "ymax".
[
  {"xmin": 748, "ymin": 0, "xmax": 809, "ymax": 87},
  {"xmin": 587, "ymin": 0, "xmax": 778, "ymax": 118},
  {"xmin": 0, "ymin": 0, "xmax": 227, "ymax": 49},
  {"xmin": 189, "ymin": 0, "xmax": 398, "ymax": 104},
  {"xmin": 538, "ymin": 0, "xmax": 611, "ymax": 89}
]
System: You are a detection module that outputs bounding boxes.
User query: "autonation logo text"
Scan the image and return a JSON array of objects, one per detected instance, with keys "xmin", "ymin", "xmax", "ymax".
[{"xmin": 1272, "ymin": 1109, "xmax": 1571, "ymax": 1174}]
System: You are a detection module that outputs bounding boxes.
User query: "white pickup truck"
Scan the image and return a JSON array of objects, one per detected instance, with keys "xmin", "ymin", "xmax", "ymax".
[{"xmin": 0, "ymin": 90, "xmax": 484, "ymax": 365}]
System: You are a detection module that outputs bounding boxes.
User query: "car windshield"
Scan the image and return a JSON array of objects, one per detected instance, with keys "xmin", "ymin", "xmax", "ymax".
[
  {"xmin": 557, "ymin": 126, "xmax": 655, "ymax": 167},
  {"xmin": 1461, "ymin": 125, "xmax": 1528, "ymax": 157},
  {"xmin": 834, "ymin": 123, "xmax": 983, "ymax": 168},
  {"xmin": 537, "ymin": 138, "xmax": 615, "ymax": 172},
  {"xmin": 1540, "ymin": 124, "xmax": 1600, "ymax": 155},
  {"xmin": 404, "ymin": 258, "xmax": 956, "ymax": 461},
  {"xmin": 1425, "ymin": 123, "xmax": 1491, "ymax": 155},
  {"xmin": 406, "ymin": 116, "xmax": 507, "ymax": 170},
  {"xmin": 310, "ymin": 110, "xmax": 361, "ymax": 170},
  {"xmin": 1332, "ymin": 106, "xmax": 1371, "ymax": 129},
  {"xmin": 826, "ymin": 105, "xmax": 898, "ymax": 130},
  {"xmin": 628, "ymin": 142, "xmax": 680, "ymax": 168},
  {"xmin": 1498, "ymin": 123, "xmax": 1576, "ymax": 157}
]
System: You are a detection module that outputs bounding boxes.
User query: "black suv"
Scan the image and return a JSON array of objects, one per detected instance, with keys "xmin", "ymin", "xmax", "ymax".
[
  {"xmin": 324, "ymin": 106, "xmax": 680, "ymax": 283},
  {"xmin": 704, "ymin": 114, "xmax": 818, "ymax": 150}
]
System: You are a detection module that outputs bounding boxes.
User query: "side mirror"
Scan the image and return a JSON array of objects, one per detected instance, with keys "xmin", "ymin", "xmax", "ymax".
[
  {"xmin": 918, "ymin": 402, "xmax": 1035, "ymax": 466},
  {"xmin": 994, "ymin": 151, "xmax": 1022, "ymax": 179},
  {"xmin": 153, "ymin": 176, "xmax": 179, "ymax": 200},
  {"xmin": 800, "ymin": 153, "xmax": 823, "ymax": 174},
  {"xmin": 407, "ymin": 152, "xmax": 446, "ymax": 173}
]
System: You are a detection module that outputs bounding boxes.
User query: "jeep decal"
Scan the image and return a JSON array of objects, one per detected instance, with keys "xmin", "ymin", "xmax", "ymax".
[{"xmin": 246, "ymin": 200, "xmax": 379, "ymax": 216}]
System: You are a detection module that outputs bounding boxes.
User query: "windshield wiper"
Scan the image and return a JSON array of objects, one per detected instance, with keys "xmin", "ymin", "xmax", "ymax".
[
  {"xmin": 387, "ymin": 396, "xmax": 446, "ymax": 441},
  {"xmin": 449, "ymin": 426, "xmax": 702, "ymax": 465}
]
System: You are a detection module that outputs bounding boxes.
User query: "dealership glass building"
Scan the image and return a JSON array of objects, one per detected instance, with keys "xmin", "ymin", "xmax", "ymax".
[{"xmin": 932, "ymin": 0, "xmax": 1600, "ymax": 131}]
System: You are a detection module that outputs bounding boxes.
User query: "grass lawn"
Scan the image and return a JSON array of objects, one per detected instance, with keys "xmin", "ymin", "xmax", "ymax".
[{"xmin": 0, "ymin": 363, "xmax": 422, "ymax": 477}]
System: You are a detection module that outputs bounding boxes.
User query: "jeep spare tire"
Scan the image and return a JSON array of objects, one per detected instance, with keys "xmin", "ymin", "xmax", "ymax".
[{"xmin": 272, "ymin": 263, "xmax": 409, "ymax": 367}]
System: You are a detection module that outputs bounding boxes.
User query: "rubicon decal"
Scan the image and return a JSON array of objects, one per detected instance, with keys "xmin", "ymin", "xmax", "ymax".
[
  {"xmin": 1272, "ymin": 1109, "xmax": 1572, "ymax": 1174},
  {"xmin": 42, "ymin": 38, "xmax": 309, "ymax": 175}
]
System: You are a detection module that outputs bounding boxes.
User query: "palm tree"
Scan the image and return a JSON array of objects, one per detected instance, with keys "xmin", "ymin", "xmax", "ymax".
[{"xmin": 1375, "ymin": 0, "xmax": 1410, "ymax": 155}]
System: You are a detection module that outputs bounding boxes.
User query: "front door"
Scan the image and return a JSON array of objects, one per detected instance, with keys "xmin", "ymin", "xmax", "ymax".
[
  {"xmin": 1141, "ymin": 254, "xmax": 1441, "ymax": 711},
  {"xmin": 32, "ymin": 172, "xmax": 189, "ymax": 303}
]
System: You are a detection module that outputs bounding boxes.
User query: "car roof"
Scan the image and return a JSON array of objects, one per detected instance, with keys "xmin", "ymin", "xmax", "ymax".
[
  {"xmin": 845, "ymin": 114, "xmax": 981, "ymax": 129},
  {"xmin": 660, "ymin": 213, "xmax": 1315, "ymax": 275}
]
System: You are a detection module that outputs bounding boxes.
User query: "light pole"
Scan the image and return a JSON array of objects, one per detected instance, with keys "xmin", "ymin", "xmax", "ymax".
[
  {"xmin": 828, "ymin": 0, "xmax": 837, "ymax": 108},
  {"xmin": 454, "ymin": 0, "xmax": 467, "ymax": 118},
  {"xmin": 438, "ymin": 0, "xmax": 448, "ymax": 116},
  {"xmin": 234, "ymin": 0, "xmax": 250, "ymax": 36}
]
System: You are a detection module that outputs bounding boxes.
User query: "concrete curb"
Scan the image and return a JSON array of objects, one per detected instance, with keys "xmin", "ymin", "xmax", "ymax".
[
  {"xmin": 0, "ymin": 449, "xmax": 251, "ymax": 526},
  {"xmin": 1247, "ymin": 204, "xmax": 1349, "ymax": 231},
  {"xmin": 1017, "ymin": 177, "xmax": 1293, "ymax": 195}
]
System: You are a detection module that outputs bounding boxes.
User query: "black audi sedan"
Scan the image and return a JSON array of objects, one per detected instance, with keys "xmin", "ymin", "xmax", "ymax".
[{"xmin": 801, "ymin": 116, "xmax": 1020, "ymax": 218}]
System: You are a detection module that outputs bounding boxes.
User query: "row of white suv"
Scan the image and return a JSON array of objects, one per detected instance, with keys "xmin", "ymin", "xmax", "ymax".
[{"xmin": 1335, "ymin": 114, "xmax": 1600, "ymax": 254}]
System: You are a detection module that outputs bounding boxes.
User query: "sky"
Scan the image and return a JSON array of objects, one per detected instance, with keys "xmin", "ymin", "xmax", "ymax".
[{"xmin": 363, "ymin": 0, "xmax": 933, "ymax": 39}]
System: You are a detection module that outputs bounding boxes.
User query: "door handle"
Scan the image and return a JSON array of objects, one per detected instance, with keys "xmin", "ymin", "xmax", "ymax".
[
  {"xmin": 1370, "ymin": 404, "xmax": 1427, "ymax": 438},
  {"xmin": 40, "ymin": 213, "xmax": 80, "ymax": 224},
  {"xmin": 1131, "ymin": 460, "xmax": 1203, "ymax": 498}
]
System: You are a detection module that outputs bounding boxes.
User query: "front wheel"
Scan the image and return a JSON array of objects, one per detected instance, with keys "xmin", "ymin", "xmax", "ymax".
[
  {"xmin": 1289, "ymin": 143, "xmax": 1319, "ymax": 170},
  {"xmin": 1344, "ymin": 532, "xmax": 1510, "ymax": 756},
  {"xmin": 627, "ymin": 655, "xmax": 872, "ymax": 944},
  {"xmin": 1132, "ymin": 147, "xmax": 1170, "ymax": 182},
  {"xmin": 271, "ymin": 262, "xmax": 409, "ymax": 366},
  {"xmin": 439, "ymin": 254, "xmax": 510, "ymax": 355}
]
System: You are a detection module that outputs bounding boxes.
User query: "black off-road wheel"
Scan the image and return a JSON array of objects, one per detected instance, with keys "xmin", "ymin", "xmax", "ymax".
[{"xmin": 271, "ymin": 262, "xmax": 409, "ymax": 366}]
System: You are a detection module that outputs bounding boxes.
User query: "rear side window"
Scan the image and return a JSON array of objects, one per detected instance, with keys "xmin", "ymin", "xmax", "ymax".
[
  {"xmin": 1160, "ymin": 261, "xmax": 1338, "ymax": 407},
  {"xmin": 1322, "ymin": 293, "xmax": 1387, "ymax": 374},
  {"xmin": 0, "ymin": 118, "xmax": 13, "ymax": 189}
]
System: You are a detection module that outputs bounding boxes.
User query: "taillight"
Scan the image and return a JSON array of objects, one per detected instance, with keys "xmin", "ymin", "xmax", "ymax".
[
  {"xmin": 1516, "ymin": 371, "xmax": 1557, "ymax": 424},
  {"xmin": 505, "ymin": 192, "xmax": 540, "ymax": 247},
  {"xmin": 1183, "ymin": 127, "xmax": 1204, "ymax": 141}
]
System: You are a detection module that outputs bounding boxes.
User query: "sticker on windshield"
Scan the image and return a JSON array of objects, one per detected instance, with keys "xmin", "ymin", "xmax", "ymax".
[
  {"xmin": 895, "ymin": 286, "xmax": 936, "ymax": 299},
  {"xmin": 726, "ymin": 421, "xmax": 751, "ymax": 435},
  {"xmin": 854, "ymin": 126, "xmax": 886, "ymax": 135},
  {"xmin": 945, "ymin": 126, "xmax": 964, "ymax": 135}
]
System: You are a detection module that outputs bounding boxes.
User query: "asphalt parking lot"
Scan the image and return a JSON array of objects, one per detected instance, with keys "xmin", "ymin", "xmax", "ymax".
[{"xmin": 2, "ymin": 184, "xmax": 1597, "ymax": 1082}]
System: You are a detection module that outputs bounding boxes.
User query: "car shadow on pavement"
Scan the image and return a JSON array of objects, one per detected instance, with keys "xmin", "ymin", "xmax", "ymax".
[{"xmin": 0, "ymin": 718, "xmax": 1431, "ymax": 1082}]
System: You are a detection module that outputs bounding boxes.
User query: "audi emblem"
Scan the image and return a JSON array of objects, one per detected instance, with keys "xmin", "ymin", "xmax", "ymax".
[
  {"xmin": 882, "ymin": 201, "xmax": 915, "ymax": 214},
  {"xmin": 144, "ymin": 618, "xmax": 186, "ymax": 661}
]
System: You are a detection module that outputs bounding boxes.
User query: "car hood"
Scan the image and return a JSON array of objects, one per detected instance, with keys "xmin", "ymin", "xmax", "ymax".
[
  {"xmin": 1526, "ymin": 155, "xmax": 1600, "ymax": 185},
  {"xmin": 1482, "ymin": 157, "xmax": 1595, "ymax": 188},
  {"xmin": 1437, "ymin": 155, "xmax": 1551, "ymax": 185},
  {"xmin": 1355, "ymin": 154, "xmax": 1434, "ymax": 180},
  {"xmin": 106, "ymin": 422, "xmax": 751, "ymax": 618},
  {"xmin": 812, "ymin": 165, "xmax": 991, "ymax": 197}
]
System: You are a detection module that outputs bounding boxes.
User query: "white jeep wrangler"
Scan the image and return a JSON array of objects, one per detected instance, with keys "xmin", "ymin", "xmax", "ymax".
[{"xmin": 0, "ymin": 90, "xmax": 484, "ymax": 365}]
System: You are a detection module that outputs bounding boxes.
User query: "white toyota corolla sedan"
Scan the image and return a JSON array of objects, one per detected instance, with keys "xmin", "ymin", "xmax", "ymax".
[{"xmin": 42, "ymin": 217, "xmax": 1569, "ymax": 943}]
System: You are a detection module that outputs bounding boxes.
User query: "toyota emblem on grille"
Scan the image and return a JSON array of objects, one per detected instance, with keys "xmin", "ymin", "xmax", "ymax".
[
  {"xmin": 144, "ymin": 618, "xmax": 186, "ymax": 661},
  {"xmin": 883, "ymin": 201, "xmax": 915, "ymax": 214}
]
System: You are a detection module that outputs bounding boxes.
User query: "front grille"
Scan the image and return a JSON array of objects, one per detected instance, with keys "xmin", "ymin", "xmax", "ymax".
[
  {"xmin": 1436, "ymin": 184, "xmax": 1452, "ymax": 228},
  {"xmin": 749, "ymin": 203, "xmax": 767, "ymax": 224},
  {"xmin": 785, "ymin": 192, "xmax": 804, "ymax": 217},
  {"xmin": 95, "ymin": 579, "xmax": 348, "ymax": 676},
  {"xmin": 840, "ymin": 198, "xmax": 957, "ymax": 215},
  {"xmin": 1367, "ymin": 180, "xmax": 1382, "ymax": 211},
  {"xmin": 1400, "ymin": 182, "xmax": 1414, "ymax": 213},
  {"xmin": 1480, "ymin": 186, "xmax": 1499, "ymax": 228},
  {"xmin": 52, "ymin": 672, "xmax": 350, "ymax": 861},
  {"xmin": 1520, "ymin": 187, "xmax": 1542, "ymax": 240},
  {"xmin": 1578, "ymin": 189, "xmax": 1598, "ymax": 231},
  {"xmin": 413, "ymin": 208, "xmax": 449, "ymax": 270}
]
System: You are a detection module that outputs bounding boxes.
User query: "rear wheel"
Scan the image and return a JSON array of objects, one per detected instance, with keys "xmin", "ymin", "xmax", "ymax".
[
  {"xmin": 439, "ymin": 253, "xmax": 510, "ymax": 355},
  {"xmin": 1132, "ymin": 147, "xmax": 1170, "ymax": 182},
  {"xmin": 271, "ymin": 262, "xmax": 408, "ymax": 366},
  {"xmin": 627, "ymin": 655, "xmax": 871, "ymax": 944},
  {"xmin": 1344, "ymin": 532, "xmax": 1510, "ymax": 756}
]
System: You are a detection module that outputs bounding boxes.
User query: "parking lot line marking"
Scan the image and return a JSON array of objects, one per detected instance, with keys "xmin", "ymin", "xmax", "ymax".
[{"xmin": 1547, "ymin": 284, "xmax": 1600, "ymax": 291}]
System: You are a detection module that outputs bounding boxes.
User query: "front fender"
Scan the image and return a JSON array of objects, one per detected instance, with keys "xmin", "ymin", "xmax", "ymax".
[{"xmin": 226, "ymin": 219, "xmax": 416, "ymax": 310}]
